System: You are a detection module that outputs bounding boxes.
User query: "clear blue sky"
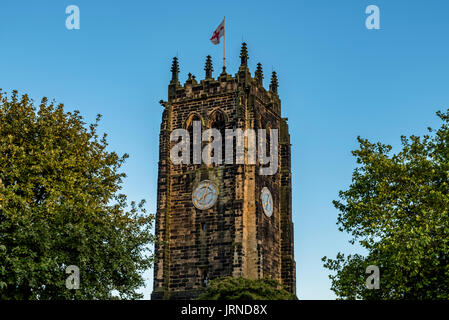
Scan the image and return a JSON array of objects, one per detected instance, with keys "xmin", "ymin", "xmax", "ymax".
[{"xmin": 1, "ymin": 0, "xmax": 449, "ymax": 299}]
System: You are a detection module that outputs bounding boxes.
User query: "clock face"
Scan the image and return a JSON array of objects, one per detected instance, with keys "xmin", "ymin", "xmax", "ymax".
[
  {"xmin": 261, "ymin": 187, "xmax": 273, "ymax": 217},
  {"xmin": 192, "ymin": 180, "xmax": 218, "ymax": 210}
]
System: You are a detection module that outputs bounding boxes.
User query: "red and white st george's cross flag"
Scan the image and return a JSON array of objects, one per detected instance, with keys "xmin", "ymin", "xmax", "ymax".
[{"xmin": 210, "ymin": 19, "xmax": 225, "ymax": 45}]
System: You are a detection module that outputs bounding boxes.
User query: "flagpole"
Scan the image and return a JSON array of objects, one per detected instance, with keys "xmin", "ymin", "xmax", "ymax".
[{"xmin": 223, "ymin": 16, "xmax": 226, "ymax": 70}]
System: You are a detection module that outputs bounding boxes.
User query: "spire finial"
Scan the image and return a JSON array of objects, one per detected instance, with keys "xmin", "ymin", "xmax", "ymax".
[
  {"xmin": 255, "ymin": 63, "xmax": 264, "ymax": 86},
  {"xmin": 240, "ymin": 42, "xmax": 248, "ymax": 66},
  {"xmin": 270, "ymin": 71, "xmax": 278, "ymax": 94},
  {"xmin": 171, "ymin": 57, "xmax": 179, "ymax": 83},
  {"xmin": 205, "ymin": 55, "xmax": 213, "ymax": 79}
]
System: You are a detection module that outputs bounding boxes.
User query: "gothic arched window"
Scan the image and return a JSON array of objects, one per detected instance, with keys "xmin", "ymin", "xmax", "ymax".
[
  {"xmin": 209, "ymin": 110, "xmax": 226, "ymax": 166},
  {"xmin": 186, "ymin": 113, "xmax": 202, "ymax": 166},
  {"xmin": 266, "ymin": 122, "xmax": 272, "ymax": 158}
]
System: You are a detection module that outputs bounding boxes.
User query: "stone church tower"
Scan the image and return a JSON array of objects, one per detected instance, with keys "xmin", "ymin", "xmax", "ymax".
[{"xmin": 151, "ymin": 43, "xmax": 295, "ymax": 299}]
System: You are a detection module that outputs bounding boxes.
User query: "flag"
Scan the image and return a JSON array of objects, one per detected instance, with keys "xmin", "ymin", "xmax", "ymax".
[{"xmin": 210, "ymin": 19, "xmax": 225, "ymax": 45}]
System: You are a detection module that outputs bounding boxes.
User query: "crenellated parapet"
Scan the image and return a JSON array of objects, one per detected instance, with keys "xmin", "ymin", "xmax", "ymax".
[{"xmin": 165, "ymin": 43, "xmax": 281, "ymax": 116}]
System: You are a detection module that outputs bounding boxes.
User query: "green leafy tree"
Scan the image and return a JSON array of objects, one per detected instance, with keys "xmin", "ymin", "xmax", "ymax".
[
  {"xmin": 323, "ymin": 110, "xmax": 449, "ymax": 299},
  {"xmin": 0, "ymin": 90, "xmax": 154, "ymax": 299},
  {"xmin": 197, "ymin": 277, "xmax": 297, "ymax": 300}
]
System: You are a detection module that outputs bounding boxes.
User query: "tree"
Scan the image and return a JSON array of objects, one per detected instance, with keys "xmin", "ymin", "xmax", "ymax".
[
  {"xmin": 197, "ymin": 277, "xmax": 297, "ymax": 300},
  {"xmin": 323, "ymin": 110, "xmax": 449, "ymax": 299},
  {"xmin": 0, "ymin": 90, "xmax": 154, "ymax": 299}
]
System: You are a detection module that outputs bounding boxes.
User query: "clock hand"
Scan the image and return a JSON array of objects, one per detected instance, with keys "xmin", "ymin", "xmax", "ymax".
[
  {"xmin": 200, "ymin": 189, "xmax": 209, "ymax": 202},
  {"xmin": 198, "ymin": 188, "xmax": 207, "ymax": 199}
]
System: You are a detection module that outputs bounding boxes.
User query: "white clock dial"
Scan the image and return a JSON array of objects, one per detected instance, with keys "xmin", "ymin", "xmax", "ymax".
[
  {"xmin": 192, "ymin": 180, "xmax": 218, "ymax": 210},
  {"xmin": 261, "ymin": 187, "xmax": 273, "ymax": 217}
]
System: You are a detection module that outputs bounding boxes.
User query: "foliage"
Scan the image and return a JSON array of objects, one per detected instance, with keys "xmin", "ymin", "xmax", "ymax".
[
  {"xmin": 197, "ymin": 277, "xmax": 297, "ymax": 300},
  {"xmin": 0, "ymin": 90, "xmax": 154, "ymax": 299},
  {"xmin": 323, "ymin": 110, "xmax": 449, "ymax": 299}
]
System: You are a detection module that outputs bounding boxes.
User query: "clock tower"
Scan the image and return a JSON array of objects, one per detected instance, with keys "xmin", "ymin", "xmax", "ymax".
[{"xmin": 151, "ymin": 43, "xmax": 295, "ymax": 299}]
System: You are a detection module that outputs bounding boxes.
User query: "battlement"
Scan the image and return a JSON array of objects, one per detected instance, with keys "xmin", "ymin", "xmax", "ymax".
[{"xmin": 166, "ymin": 43, "xmax": 281, "ymax": 110}]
